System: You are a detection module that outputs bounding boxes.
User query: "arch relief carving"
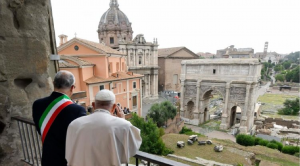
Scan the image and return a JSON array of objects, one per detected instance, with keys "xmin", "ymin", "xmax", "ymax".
[{"xmin": 229, "ymin": 87, "xmax": 246, "ymax": 102}]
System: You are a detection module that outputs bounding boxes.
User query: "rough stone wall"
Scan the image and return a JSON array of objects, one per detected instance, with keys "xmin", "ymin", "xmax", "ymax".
[
  {"xmin": 264, "ymin": 118, "xmax": 300, "ymax": 128},
  {"xmin": 0, "ymin": 0, "xmax": 56, "ymax": 165}
]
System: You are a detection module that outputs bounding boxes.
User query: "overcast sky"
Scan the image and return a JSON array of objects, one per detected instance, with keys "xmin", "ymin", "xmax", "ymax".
[{"xmin": 51, "ymin": 0, "xmax": 300, "ymax": 54}]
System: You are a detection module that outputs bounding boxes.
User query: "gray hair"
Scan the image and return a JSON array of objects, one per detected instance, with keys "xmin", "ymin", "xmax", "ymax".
[{"xmin": 53, "ymin": 70, "xmax": 75, "ymax": 89}]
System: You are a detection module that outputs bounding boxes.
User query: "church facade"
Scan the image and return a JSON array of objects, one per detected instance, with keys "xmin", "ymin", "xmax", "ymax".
[{"xmin": 98, "ymin": 0, "xmax": 159, "ymax": 98}]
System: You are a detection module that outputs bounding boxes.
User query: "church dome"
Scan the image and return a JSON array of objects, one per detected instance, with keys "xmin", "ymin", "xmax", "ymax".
[
  {"xmin": 98, "ymin": 0, "xmax": 131, "ymax": 30},
  {"xmin": 97, "ymin": 0, "xmax": 133, "ymax": 49}
]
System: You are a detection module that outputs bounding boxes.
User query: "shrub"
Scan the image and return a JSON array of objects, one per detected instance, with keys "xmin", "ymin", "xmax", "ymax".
[
  {"xmin": 179, "ymin": 126, "xmax": 202, "ymax": 136},
  {"xmin": 236, "ymin": 134, "xmax": 255, "ymax": 146},
  {"xmin": 266, "ymin": 143, "xmax": 278, "ymax": 149},
  {"xmin": 270, "ymin": 140, "xmax": 283, "ymax": 151},
  {"xmin": 258, "ymin": 139, "xmax": 269, "ymax": 146},
  {"xmin": 282, "ymin": 146, "xmax": 299, "ymax": 155},
  {"xmin": 255, "ymin": 137, "xmax": 263, "ymax": 145}
]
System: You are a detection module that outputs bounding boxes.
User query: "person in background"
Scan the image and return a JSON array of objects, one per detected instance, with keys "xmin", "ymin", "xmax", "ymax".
[
  {"xmin": 123, "ymin": 107, "xmax": 127, "ymax": 114},
  {"xmin": 32, "ymin": 71, "xmax": 86, "ymax": 166},
  {"xmin": 66, "ymin": 89, "xmax": 142, "ymax": 166}
]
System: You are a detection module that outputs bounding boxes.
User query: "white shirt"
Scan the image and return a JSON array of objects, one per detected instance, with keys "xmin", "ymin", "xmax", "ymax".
[{"xmin": 66, "ymin": 109, "xmax": 142, "ymax": 166}]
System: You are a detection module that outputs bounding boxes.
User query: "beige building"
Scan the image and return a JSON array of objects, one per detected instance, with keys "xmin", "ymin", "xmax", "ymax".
[
  {"xmin": 197, "ymin": 52, "xmax": 215, "ymax": 59},
  {"xmin": 119, "ymin": 35, "xmax": 159, "ymax": 99},
  {"xmin": 216, "ymin": 45, "xmax": 254, "ymax": 58},
  {"xmin": 158, "ymin": 47, "xmax": 199, "ymax": 92}
]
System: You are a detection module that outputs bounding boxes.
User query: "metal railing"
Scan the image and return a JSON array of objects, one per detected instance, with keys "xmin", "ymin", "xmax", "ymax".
[
  {"xmin": 12, "ymin": 116, "xmax": 42, "ymax": 166},
  {"xmin": 12, "ymin": 116, "xmax": 189, "ymax": 166}
]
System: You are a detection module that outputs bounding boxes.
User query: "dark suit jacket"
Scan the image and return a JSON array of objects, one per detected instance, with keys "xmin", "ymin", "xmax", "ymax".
[{"xmin": 32, "ymin": 92, "xmax": 86, "ymax": 166}]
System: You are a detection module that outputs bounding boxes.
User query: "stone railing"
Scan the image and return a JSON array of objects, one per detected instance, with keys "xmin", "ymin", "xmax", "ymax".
[{"xmin": 12, "ymin": 116, "xmax": 190, "ymax": 166}]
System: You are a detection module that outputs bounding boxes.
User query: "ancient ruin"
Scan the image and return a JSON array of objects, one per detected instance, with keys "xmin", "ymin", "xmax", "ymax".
[
  {"xmin": 0, "ymin": 0, "xmax": 57, "ymax": 164},
  {"xmin": 180, "ymin": 59, "xmax": 262, "ymax": 133}
]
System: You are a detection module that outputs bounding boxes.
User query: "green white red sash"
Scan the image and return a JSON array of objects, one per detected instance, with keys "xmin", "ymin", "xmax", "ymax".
[{"xmin": 39, "ymin": 95, "xmax": 73, "ymax": 143}]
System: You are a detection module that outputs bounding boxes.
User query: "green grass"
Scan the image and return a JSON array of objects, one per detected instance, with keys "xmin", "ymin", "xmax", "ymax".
[
  {"xmin": 258, "ymin": 94, "xmax": 299, "ymax": 120},
  {"xmin": 162, "ymin": 134, "xmax": 250, "ymax": 165},
  {"xmin": 256, "ymin": 155, "xmax": 299, "ymax": 166},
  {"xmin": 161, "ymin": 134, "xmax": 299, "ymax": 166},
  {"xmin": 258, "ymin": 94, "xmax": 298, "ymax": 106}
]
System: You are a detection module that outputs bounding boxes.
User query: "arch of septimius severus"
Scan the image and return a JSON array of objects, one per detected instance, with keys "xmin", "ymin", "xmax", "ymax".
[{"xmin": 180, "ymin": 59, "xmax": 262, "ymax": 133}]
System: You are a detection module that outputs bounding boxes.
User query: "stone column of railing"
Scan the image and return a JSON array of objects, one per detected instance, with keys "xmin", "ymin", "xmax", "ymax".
[
  {"xmin": 240, "ymin": 83, "xmax": 251, "ymax": 133},
  {"xmin": 220, "ymin": 82, "xmax": 231, "ymax": 130}
]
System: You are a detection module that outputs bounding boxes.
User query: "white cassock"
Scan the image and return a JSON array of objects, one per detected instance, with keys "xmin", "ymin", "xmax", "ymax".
[{"xmin": 66, "ymin": 109, "xmax": 142, "ymax": 166}]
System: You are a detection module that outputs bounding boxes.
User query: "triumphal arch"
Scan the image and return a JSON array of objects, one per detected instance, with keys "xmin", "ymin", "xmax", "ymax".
[{"xmin": 180, "ymin": 59, "xmax": 261, "ymax": 133}]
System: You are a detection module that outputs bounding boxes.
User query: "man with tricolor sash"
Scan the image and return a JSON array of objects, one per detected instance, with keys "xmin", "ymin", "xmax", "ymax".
[{"xmin": 32, "ymin": 71, "xmax": 86, "ymax": 166}]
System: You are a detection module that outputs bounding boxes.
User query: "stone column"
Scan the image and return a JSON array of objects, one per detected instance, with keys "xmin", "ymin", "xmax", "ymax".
[
  {"xmin": 156, "ymin": 74, "xmax": 158, "ymax": 96},
  {"xmin": 152, "ymin": 74, "xmax": 156, "ymax": 97},
  {"xmin": 194, "ymin": 80, "xmax": 201, "ymax": 120},
  {"xmin": 127, "ymin": 80, "xmax": 130, "ymax": 108},
  {"xmin": 220, "ymin": 82, "xmax": 231, "ymax": 130},
  {"xmin": 247, "ymin": 84, "xmax": 256, "ymax": 131},
  {"xmin": 240, "ymin": 83, "xmax": 251, "ymax": 133},
  {"xmin": 180, "ymin": 80, "xmax": 185, "ymax": 117},
  {"xmin": 148, "ymin": 74, "xmax": 151, "ymax": 96},
  {"xmin": 139, "ymin": 78, "xmax": 143, "ymax": 116}
]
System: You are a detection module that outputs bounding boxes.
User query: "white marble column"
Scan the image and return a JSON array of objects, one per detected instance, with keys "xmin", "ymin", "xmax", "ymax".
[
  {"xmin": 240, "ymin": 83, "xmax": 251, "ymax": 133},
  {"xmin": 220, "ymin": 82, "xmax": 231, "ymax": 130},
  {"xmin": 148, "ymin": 74, "xmax": 151, "ymax": 97},
  {"xmin": 195, "ymin": 80, "xmax": 201, "ymax": 112},
  {"xmin": 180, "ymin": 80, "xmax": 185, "ymax": 117},
  {"xmin": 194, "ymin": 80, "xmax": 201, "ymax": 122},
  {"xmin": 155, "ymin": 74, "xmax": 158, "ymax": 95},
  {"xmin": 139, "ymin": 78, "xmax": 143, "ymax": 115},
  {"xmin": 152, "ymin": 74, "xmax": 155, "ymax": 97}
]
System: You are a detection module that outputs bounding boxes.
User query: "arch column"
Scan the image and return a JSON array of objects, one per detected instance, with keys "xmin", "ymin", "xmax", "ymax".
[
  {"xmin": 180, "ymin": 80, "xmax": 185, "ymax": 117},
  {"xmin": 240, "ymin": 83, "xmax": 251, "ymax": 133},
  {"xmin": 194, "ymin": 80, "xmax": 201, "ymax": 121},
  {"xmin": 220, "ymin": 82, "xmax": 231, "ymax": 130}
]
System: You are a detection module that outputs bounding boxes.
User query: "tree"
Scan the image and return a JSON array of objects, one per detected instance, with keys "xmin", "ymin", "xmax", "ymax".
[
  {"xmin": 278, "ymin": 98, "xmax": 300, "ymax": 115},
  {"xmin": 275, "ymin": 74, "xmax": 285, "ymax": 82},
  {"xmin": 286, "ymin": 71, "xmax": 293, "ymax": 82},
  {"xmin": 274, "ymin": 65, "xmax": 283, "ymax": 72},
  {"xmin": 130, "ymin": 114, "xmax": 173, "ymax": 155},
  {"xmin": 148, "ymin": 101, "xmax": 177, "ymax": 127},
  {"xmin": 291, "ymin": 66, "xmax": 299, "ymax": 82},
  {"xmin": 282, "ymin": 61, "xmax": 291, "ymax": 69}
]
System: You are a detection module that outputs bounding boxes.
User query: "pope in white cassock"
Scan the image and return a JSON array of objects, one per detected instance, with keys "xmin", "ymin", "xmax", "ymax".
[{"xmin": 66, "ymin": 89, "xmax": 142, "ymax": 166}]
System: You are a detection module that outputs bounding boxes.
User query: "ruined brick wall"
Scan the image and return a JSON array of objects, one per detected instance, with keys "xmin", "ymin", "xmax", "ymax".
[
  {"xmin": 264, "ymin": 118, "xmax": 300, "ymax": 128},
  {"xmin": 0, "ymin": 0, "xmax": 57, "ymax": 165},
  {"xmin": 164, "ymin": 114, "xmax": 184, "ymax": 134}
]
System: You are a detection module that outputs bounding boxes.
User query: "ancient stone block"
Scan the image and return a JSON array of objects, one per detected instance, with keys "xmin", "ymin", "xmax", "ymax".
[{"xmin": 0, "ymin": 0, "xmax": 56, "ymax": 164}]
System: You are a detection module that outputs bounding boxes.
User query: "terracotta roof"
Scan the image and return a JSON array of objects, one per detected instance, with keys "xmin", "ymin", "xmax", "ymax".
[
  {"xmin": 158, "ymin": 47, "xmax": 185, "ymax": 57},
  {"xmin": 58, "ymin": 38, "xmax": 124, "ymax": 55},
  {"xmin": 59, "ymin": 60, "xmax": 79, "ymax": 68},
  {"xmin": 85, "ymin": 72, "xmax": 144, "ymax": 84},
  {"xmin": 59, "ymin": 55, "xmax": 94, "ymax": 68}
]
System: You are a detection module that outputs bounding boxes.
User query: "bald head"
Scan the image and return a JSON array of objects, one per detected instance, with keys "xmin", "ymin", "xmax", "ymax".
[{"xmin": 54, "ymin": 70, "xmax": 75, "ymax": 90}]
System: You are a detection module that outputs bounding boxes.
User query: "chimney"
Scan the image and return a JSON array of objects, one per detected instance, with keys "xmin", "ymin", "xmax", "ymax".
[{"xmin": 58, "ymin": 34, "xmax": 68, "ymax": 46}]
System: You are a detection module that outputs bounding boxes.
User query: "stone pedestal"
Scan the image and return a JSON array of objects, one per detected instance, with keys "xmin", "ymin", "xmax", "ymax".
[{"xmin": 220, "ymin": 114, "xmax": 228, "ymax": 130}]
